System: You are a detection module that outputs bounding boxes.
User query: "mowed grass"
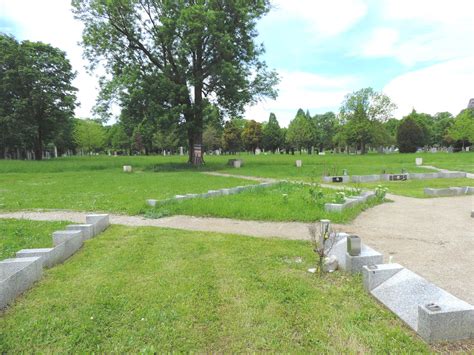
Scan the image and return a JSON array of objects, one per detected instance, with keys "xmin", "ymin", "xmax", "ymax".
[
  {"xmin": 148, "ymin": 182, "xmax": 383, "ymax": 223},
  {"xmin": 0, "ymin": 219, "xmax": 69, "ymax": 259},
  {"xmin": 0, "ymin": 223, "xmax": 429, "ymax": 353},
  {"xmin": 419, "ymin": 151, "xmax": 474, "ymax": 173},
  {"xmin": 0, "ymin": 157, "xmax": 253, "ymax": 214}
]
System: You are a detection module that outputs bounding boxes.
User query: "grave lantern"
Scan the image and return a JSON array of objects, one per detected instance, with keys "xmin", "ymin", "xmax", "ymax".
[{"xmin": 347, "ymin": 235, "xmax": 361, "ymax": 256}]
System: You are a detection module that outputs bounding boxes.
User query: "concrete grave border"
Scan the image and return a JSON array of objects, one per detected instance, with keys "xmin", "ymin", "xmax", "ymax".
[
  {"xmin": 147, "ymin": 181, "xmax": 280, "ymax": 207},
  {"xmin": 1, "ymin": 214, "xmax": 110, "ymax": 310},
  {"xmin": 323, "ymin": 229, "xmax": 474, "ymax": 343},
  {"xmin": 424, "ymin": 186, "xmax": 474, "ymax": 197},
  {"xmin": 323, "ymin": 171, "xmax": 467, "ymax": 183},
  {"xmin": 324, "ymin": 191, "xmax": 376, "ymax": 212}
]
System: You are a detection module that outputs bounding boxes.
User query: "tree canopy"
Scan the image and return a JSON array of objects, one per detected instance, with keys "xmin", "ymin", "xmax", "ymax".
[{"xmin": 72, "ymin": 0, "xmax": 278, "ymax": 165}]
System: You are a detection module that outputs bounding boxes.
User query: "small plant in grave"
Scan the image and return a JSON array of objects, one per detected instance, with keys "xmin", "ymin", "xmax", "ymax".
[
  {"xmin": 333, "ymin": 191, "xmax": 346, "ymax": 204},
  {"xmin": 375, "ymin": 185, "xmax": 388, "ymax": 200},
  {"xmin": 308, "ymin": 220, "xmax": 338, "ymax": 276},
  {"xmin": 308, "ymin": 183, "xmax": 325, "ymax": 206}
]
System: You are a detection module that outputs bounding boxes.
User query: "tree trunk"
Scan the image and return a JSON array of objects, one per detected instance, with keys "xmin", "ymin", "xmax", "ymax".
[{"xmin": 34, "ymin": 129, "xmax": 43, "ymax": 161}]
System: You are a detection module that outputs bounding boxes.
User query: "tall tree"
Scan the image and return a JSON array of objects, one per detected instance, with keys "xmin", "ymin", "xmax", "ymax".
[
  {"xmin": 447, "ymin": 109, "xmax": 474, "ymax": 150},
  {"xmin": 73, "ymin": 0, "xmax": 278, "ymax": 165},
  {"xmin": 222, "ymin": 119, "xmax": 243, "ymax": 153},
  {"xmin": 339, "ymin": 88, "xmax": 396, "ymax": 154},
  {"xmin": 286, "ymin": 110, "xmax": 314, "ymax": 153},
  {"xmin": 396, "ymin": 116, "xmax": 424, "ymax": 153},
  {"xmin": 312, "ymin": 111, "xmax": 337, "ymax": 151},
  {"xmin": 241, "ymin": 119, "xmax": 263, "ymax": 153},
  {"xmin": 74, "ymin": 119, "xmax": 106, "ymax": 154},
  {"xmin": 0, "ymin": 35, "xmax": 77, "ymax": 159},
  {"xmin": 262, "ymin": 113, "xmax": 283, "ymax": 152}
]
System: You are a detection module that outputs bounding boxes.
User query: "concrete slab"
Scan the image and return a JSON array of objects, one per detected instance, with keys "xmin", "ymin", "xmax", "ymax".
[
  {"xmin": 0, "ymin": 257, "xmax": 43, "ymax": 309},
  {"xmin": 345, "ymin": 244, "xmax": 384, "ymax": 273},
  {"xmin": 351, "ymin": 174, "xmax": 381, "ymax": 183},
  {"xmin": 66, "ymin": 224, "xmax": 94, "ymax": 240},
  {"xmin": 146, "ymin": 199, "xmax": 157, "ymax": 207},
  {"xmin": 371, "ymin": 268, "xmax": 474, "ymax": 342}
]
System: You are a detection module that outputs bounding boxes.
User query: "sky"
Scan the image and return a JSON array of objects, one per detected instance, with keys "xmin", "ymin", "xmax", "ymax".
[{"xmin": 1, "ymin": 0, "xmax": 473, "ymax": 127}]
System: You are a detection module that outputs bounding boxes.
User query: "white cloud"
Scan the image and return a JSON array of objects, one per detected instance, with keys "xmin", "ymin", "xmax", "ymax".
[
  {"xmin": 359, "ymin": 0, "xmax": 474, "ymax": 66},
  {"xmin": 269, "ymin": 0, "xmax": 368, "ymax": 37},
  {"xmin": 0, "ymin": 0, "xmax": 99, "ymax": 118},
  {"xmin": 361, "ymin": 27, "xmax": 399, "ymax": 57},
  {"xmin": 384, "ymin": 56, "xmax": 474, "ymax": 117},
  {"xmin": 245, "ymin": 70, "xmax": 359, "ymax": 126}
]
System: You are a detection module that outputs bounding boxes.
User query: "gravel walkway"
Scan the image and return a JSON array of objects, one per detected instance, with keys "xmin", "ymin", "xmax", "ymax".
[{"xmin": 1, "ymin": 194, "xmax": 473, "ymax": 303}]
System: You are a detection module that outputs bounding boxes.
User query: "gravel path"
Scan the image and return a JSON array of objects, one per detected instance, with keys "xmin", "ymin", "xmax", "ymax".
[{"xmin": 1, "ymin": 193, "xmax": 473, "ymax": 303}]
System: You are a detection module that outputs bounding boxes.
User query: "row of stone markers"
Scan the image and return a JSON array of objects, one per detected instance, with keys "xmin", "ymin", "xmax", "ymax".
[
  {"xmin": 0, "ymin": 214, "xmax": 110, "ymax": 309},
  {"xmin": 323, "ymin": 171, "xmax": 467, "ymax": 183},
  {"xmin": 146, "ymin": 181, "xmax": 278, "ymax": 207},
  {"xmin": 324, "ymin": 229, "xmax": 474, "ymax": 343}
]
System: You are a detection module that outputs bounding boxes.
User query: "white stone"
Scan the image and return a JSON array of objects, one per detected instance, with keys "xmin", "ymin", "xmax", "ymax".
[
  {"xmin": 86, "ymin": 214, "xmax": 110, "ymax": 235},
  {"xmin": 295, "ymin": 160, "xmax": 302, "ymax": 168},
  {"xmin": 66, "ymin": 224, "xmax": 94, "ymax": 240},
  {"xmin": 416, "ymin": 158, "xmax": 423, "ymax": 166},
  {"xmin": 123, "ymin": 165, "xmax": 132, "ymax": 173}
]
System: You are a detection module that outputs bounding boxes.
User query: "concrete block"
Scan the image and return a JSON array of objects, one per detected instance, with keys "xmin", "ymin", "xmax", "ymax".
[
  {"xmin": 16, "ymin": 248, "xmax": 57, "ymax": 269},
  {"xmin": 416, "ymin": 158, "xmax": 423, "ymax": 166},
  {"xmin": 0, "ymin": 257, "xmax": 43, "ymax": 309},
  {"xmin": 86, "ymin": 214, "xmax": 110, "ymax": 235},
  {"xmin": 345, "ymin": 244, "xmax": 384, "ymax": 273},
  {"xmin": 418, "ymin": 303, "xmax": 474, "ymax": 343},
  {"xmin": 146, "ymin": 199, "xmax": 157, "ymax": 207},
  {"xmin": 295, "ymin": 160, "xmax": 302, "ymax": 168},
  {"xmin": 409, "ymin": 173, "xmax": 440, "ymax": 180},
  {"xmin": 471, "ymin": 210, "xmax": 474, "ymax": 218},
  {"xmin": 350, "ymin": 174, "xmax": 381, "ymax": 183},
  {"xmin": 206, "ymin": 190, "xmax": 222, "ymax": 197},
  {"xmin": 371, "ymin": 268, "xmax": 474, "ymax": 341},
  {"xmin": 467, "ymin": 187, "xmax": 474, "ymax": 195},
  {"xmin": 66, "ymin": 224, "xmax": 94, "ymax": 240},
  {"xmin": 123, "ymin": 165, "xmax": 132, "ymax": 173},
  {"xmin": 362, "ymin": 263, "xmax": 404, "ymax": 291},
  {"xmin": 174, "ymin": 194, "xmax": 189, "ymax": 201},
  {"xmin": 52, "ymin": 230, "xmax": 83, "ymax": 247},
  {"xmin": 233, "ymin": 160, "xmax": 242, "ymax": 168},
  {"xmin": 438, "ymin": 171, "xmax": 466, "ymax": 179}
]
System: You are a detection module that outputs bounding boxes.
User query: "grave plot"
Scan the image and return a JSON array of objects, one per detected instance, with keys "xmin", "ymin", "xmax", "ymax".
[
  {"xmin": 321, "ymin": 227, "xmax": 474, "ymax": 344},
  {"xmin": 145, "ymin": 182, "xmax": 385, "ymax": 223},
  {"xmin": 0, "ymin": 214, "xmax": 110, "ymax": 309},
  {"xmin": 323, "ymin": 171, "xmax": 466, "ymax": 184}
]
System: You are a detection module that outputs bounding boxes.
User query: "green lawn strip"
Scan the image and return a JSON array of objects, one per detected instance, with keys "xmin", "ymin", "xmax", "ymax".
[
  {"xmin": 0, "ymin": 170, "xmax": 253, "ymax": 215},
  {"xmin": 420, "ymin": 152, "xmax": 474, "ymax": 173},
  {"xmin": 0, "ymin": 219, "xmax": 69, "ymax": 259},
  {"xmin": 348, "ymin": 178, "xmax": 474, "ymax": 198},
  {"xmin": 146, "ymin": 183, "xmax": 383, "ymax": 223},
  {"xmin": 0, "ymin": 225, "xmax": 429, "ymax": 352}
]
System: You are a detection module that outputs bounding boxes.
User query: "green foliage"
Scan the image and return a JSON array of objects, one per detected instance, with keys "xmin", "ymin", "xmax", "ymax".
[
  {"xmin": 312, "ymin": 112, "xmax": 338, "ymax": 151},
  {"xmin": 339, "ymin": 88, "xmax": 396, "ymax": 153},
  {"xmin": 375, "ymin": 185, "xmax": 388, "ymax": 200},
  {"xmin": 286, "ymin": 110, "xmax": 314, "ymax": 152},
  {"xmin": 72, "ymin": 0, "xmax": 278, "ymax": 164},
  {"xmin": 0, "ymin": 34, "xmax": 77, "ymax": 159},
  {"xmin": 74, "ymin": 119, "xmax": 106, "ymax": 154},
  {"xmin": 222, "ymin": 120, "xmax": 243, "ymax": 153},
  {"xmin": 106, "ymin": 124, "xmax": 130, "ymax": 153},
  {"xmin": 396, "ymin": 116, "xmax": 424, "ymax": 153},
  {"xmin": 447, "ymin": 109, "xmax": 474, "ymax": 149},
  {"xmin": 241, "ymin": 120, "xmax": 263, "ymax": 152},
  {"xmin": 262, "ymin": 113, "xmax": 283, "ymax": 152},
  {"xmin": 202, "ymin": 125, "xmax": 222, "ymax": 151}
]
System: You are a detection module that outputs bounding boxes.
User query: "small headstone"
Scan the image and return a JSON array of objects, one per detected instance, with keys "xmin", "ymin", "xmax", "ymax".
[
  {"xmin": 179, "ymin": 146, "xmax": 184, "ymax": 156},
  {"xmin": 255, "ymin": 148, "xmax": 261, "ymax": 155},
  {"xmin": 416, "ymin": 158, "xmax": 423, "ymax": 166},
  {"xmin": 342, "ymin": 169, "xmax": 348, "ymax": 176},
  {"xmin": 295, "ymin": 160, "xmax": 302, "ymax": 168},
  {"xmin": 233, "ymin": 160, "xmax": 242, "ymax": 168},
  {"xmin": 123, "ymin": 165, "xmax": 132, "ymax": 173}
]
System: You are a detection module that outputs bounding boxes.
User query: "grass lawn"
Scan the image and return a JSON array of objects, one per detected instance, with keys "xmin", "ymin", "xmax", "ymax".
[
  {"xmin": 348, "ymin": 178, "xmax": 474, "ymax": 198},
  {"xmin": 0, "ymin": 222, "xmax": 429, "ymax": 352},
  {"xmin": 0, "ymin": 158, "xmax": 253, "ymax": 214},
  {"xmin": 147, "ymin": 182, "xmax": 383, "ymax": 223},
  {"xmin": 0, "ymin": 219, "xmax": 69, "ymax": 260},
  {"xmin": 420, "ymin": 152, "xmax": 474, "ymax": 173}
]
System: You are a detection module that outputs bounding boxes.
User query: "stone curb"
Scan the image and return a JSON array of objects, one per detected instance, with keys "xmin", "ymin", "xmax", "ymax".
[
  {"xmin": 1, "ymin": 214, "xmax": 110, "ymax": 310},
  {"xmin": 424, "ymin": 186, "xmax": 474, "ymax": 197},
  {"xmin": 324, "ymin": 191, "xmax": 376, "ymax": 212},
  {"xmin": 146, "ymin": 181, "xmax": 280, "ymax": 207},
  {"xmin": 323, "ymin": 171, "xmax": 467, "ymax": 183}
]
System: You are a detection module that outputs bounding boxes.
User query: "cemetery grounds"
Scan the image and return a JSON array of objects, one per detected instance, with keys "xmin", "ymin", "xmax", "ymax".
[{"xmin": 0, "ymin": 152, "xmax": 473, "ymax": 352}]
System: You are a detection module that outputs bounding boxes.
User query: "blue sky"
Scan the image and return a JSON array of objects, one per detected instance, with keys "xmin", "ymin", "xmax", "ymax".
[{"xmin": 1, "ymin": 0, "xmax": 473, "ymax": 126}]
